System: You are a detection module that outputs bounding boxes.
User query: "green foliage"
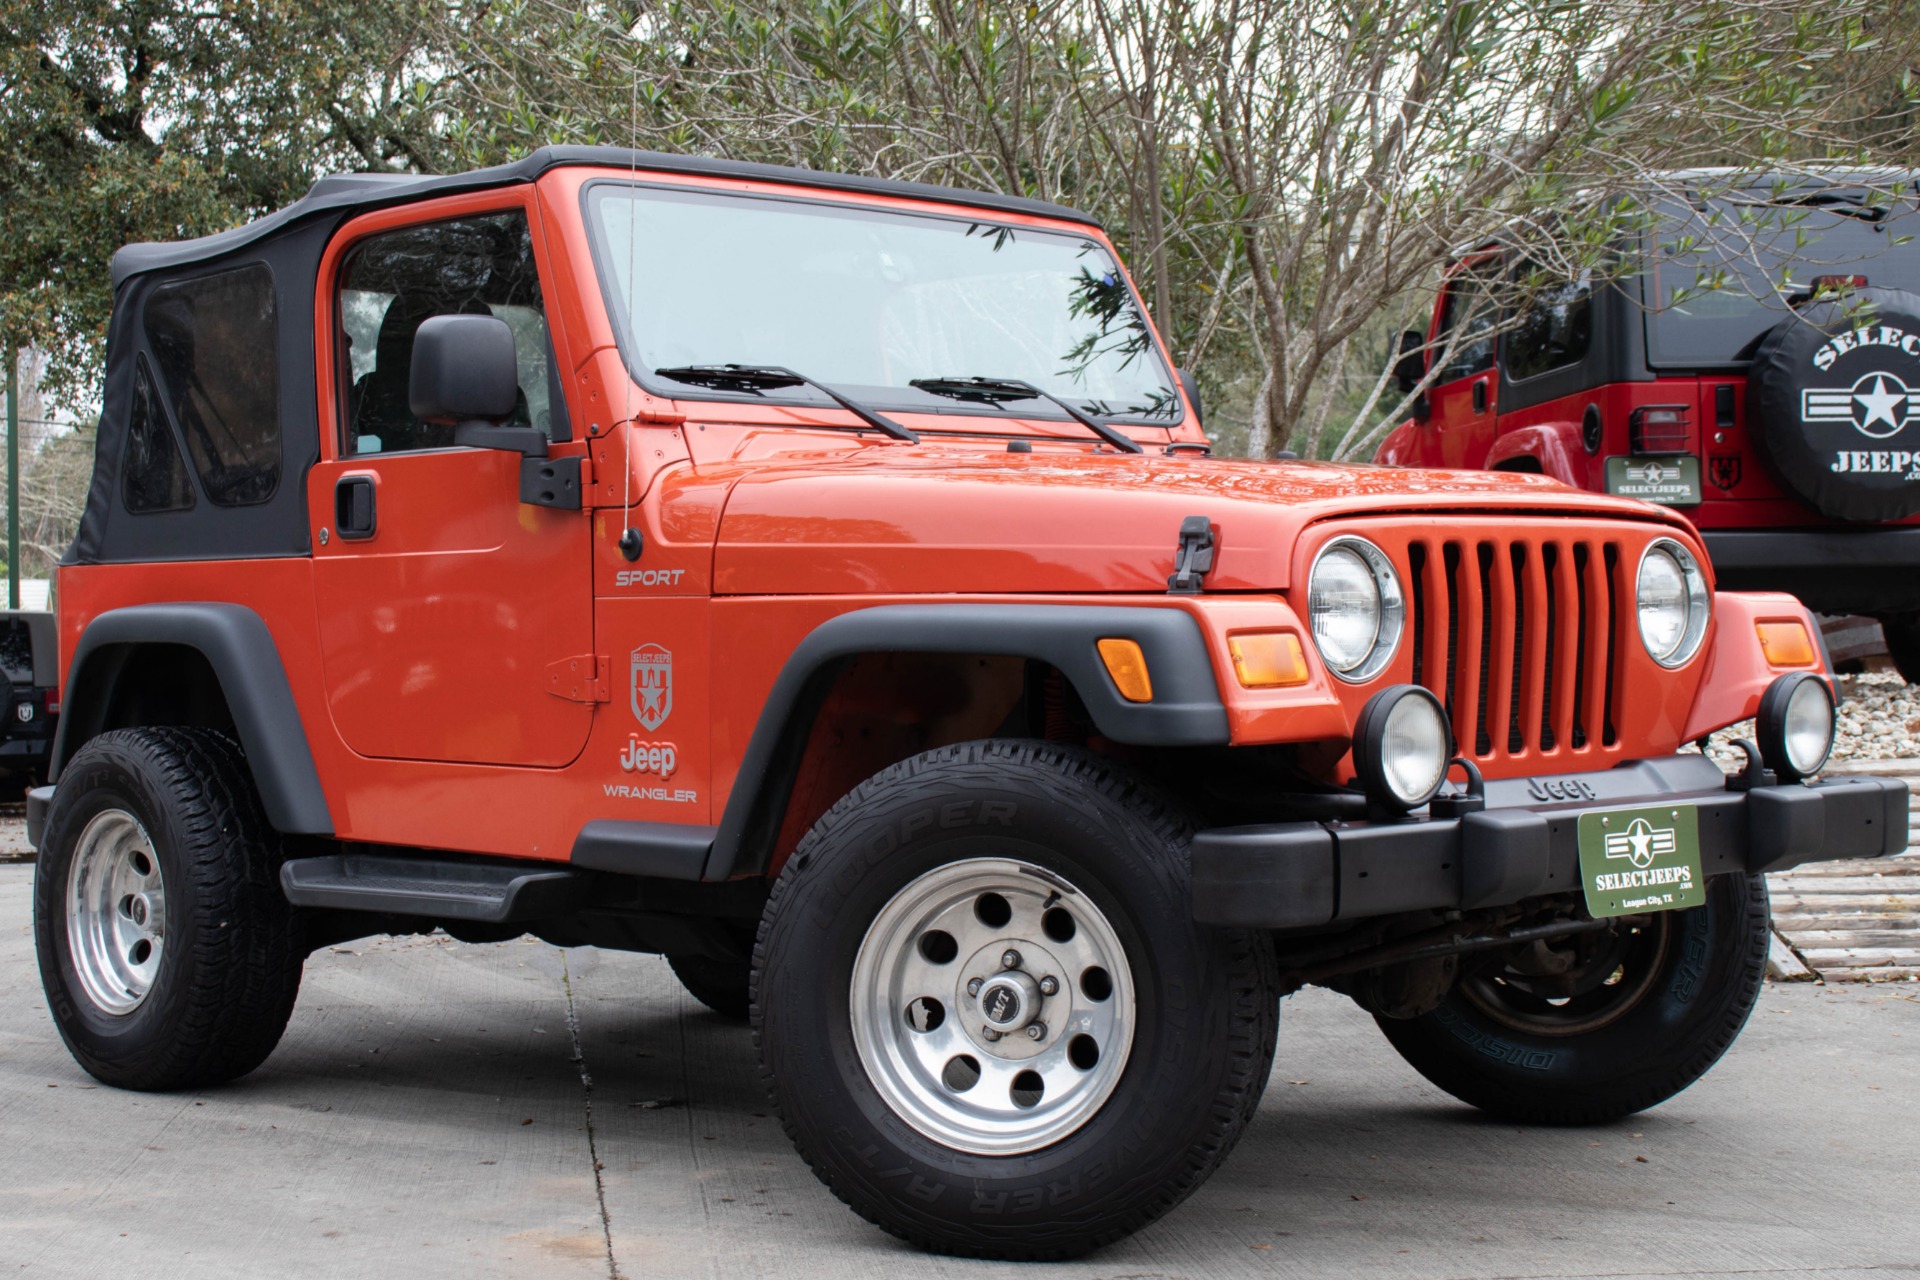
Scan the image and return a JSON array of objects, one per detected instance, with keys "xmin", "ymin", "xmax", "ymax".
[
  {"xmin": 0, "ymin": 0, "xmax": 444, "ymax": 391},
  {"xmin": 6, "ymin": 0, "xmax": 1920, "ymax": 461}
]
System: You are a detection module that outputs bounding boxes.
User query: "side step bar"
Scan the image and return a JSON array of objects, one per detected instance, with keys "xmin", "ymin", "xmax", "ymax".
[{"xmin": 280, "ymin": 853, "xmax": 585, "ymax": 924}]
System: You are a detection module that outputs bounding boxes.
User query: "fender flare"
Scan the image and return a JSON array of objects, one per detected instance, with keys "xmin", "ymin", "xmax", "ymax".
[
  {"xmin": 51, "ymin": 603, "xmax": 334, "ymax": 835},
  {"xmin": 1485, "ymin": 422, "xmax": 1586, "ymax": 487},
  {"xmin": 1373, "ymin": 419, "xmax": 1423, "ymax": 467},
  {"xmin": 700, "ymin": 603, "xmax": 1230, "ymax": 880}
]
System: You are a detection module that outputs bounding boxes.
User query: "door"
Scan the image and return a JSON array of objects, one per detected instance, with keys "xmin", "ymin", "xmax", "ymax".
[
  {"xmin": 310, "ymin": 199, "xmax": 595, "ymax": 768},
  {"xmin": 1425, "ymin": 268, "xmax": 1501, "ymax": 469}
]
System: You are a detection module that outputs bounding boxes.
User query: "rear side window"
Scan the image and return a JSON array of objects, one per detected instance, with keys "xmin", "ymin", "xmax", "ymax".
[
  {"xmin": 122, "ymin": 355, "xmax": 196, "ymax": 514},
  {"xmin": 1505, "ymin": 277, "xmax": 1593, "ymax": 381},
  {"xmin": 142, "ymin": 263, "xmax": 282, "ymax": 506}
]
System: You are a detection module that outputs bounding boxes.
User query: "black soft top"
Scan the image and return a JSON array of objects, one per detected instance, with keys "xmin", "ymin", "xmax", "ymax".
[
  {"xmin": 75, "ymin": 148, "xmax": 1099, "ymax": 569},
  {"xmin": 111, "ymin": 146, "xmax": 1100, "ymax": 285}
]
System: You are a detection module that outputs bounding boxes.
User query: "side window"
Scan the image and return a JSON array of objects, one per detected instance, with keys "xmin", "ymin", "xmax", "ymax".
[
  {"xmin": 1433, "ymin": 273, "xmax": 1499, "ymax": 383},
  {"xmin": 142, "ymin": 262, "xmax": 282, "ymax": 506},
  {"xmin": 1505, "ymin": 276, "xmax": 1593, "ymax": 381},
  {"xmin": 338, "ymin": 210, "xmax": 559, "ymax": 455},
  {"xmin": 122, "ymin": 355, "xmax": 196, "ymax": 514}
]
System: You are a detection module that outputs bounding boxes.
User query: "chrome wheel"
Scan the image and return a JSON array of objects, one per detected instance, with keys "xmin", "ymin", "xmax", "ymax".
[
  {"xmin": 65, "ymin": 809, "xmax": 166, "ymax": 1015},
  {"xmin": 850, "ymin": 857, "xmax": 1135, "ymax": 1155}
]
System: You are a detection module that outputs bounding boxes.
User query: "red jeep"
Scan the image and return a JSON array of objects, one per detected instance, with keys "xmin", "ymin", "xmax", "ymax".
[
  {"xmin": 1377, "ymin": 172, "xmax": 1920, "ymax": 679},
  {"xmin": 1382, "ymin": 176, "xmax": 1920, "ymax": 687},
  {"xmin": 30, "ymin": 149, "xmax": 1907, "ymax": 1259}
]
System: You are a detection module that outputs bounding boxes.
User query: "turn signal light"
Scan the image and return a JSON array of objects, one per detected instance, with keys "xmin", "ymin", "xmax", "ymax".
[
  {"xmin": 1756, "ymin": 620, "xmax": 1816, "ymax": 667},
  {"xmin": 1096, "ymin": 638, "xmax": 1154, "ymax": 702},
  {"xmin": 1227, "ymin": 631, "xmax": 1311, "ymax": 688}
]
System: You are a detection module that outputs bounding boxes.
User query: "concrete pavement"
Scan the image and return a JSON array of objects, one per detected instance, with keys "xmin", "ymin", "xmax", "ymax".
[{"xmin": 3, "ymin": 862, "xmax": 1918, "ymax": 1280}]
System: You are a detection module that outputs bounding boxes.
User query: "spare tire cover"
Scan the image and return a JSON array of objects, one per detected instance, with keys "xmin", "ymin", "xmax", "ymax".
[{"xmin": 1747, "ymin": 287, "xmax": 1920, "ymax": 522}]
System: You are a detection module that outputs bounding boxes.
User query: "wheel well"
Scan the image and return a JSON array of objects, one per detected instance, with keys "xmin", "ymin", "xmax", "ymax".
[
  {"xmin": 759, "ymin": 653, "xmax": 1075, "ymax": 877},
  {"xmin": 68, "ymin": 643, "xmax": 239, "ymax": 756},
  {"xmin": 1493, "ymin": 457, "xmax": 1544, "ymax": 474}
]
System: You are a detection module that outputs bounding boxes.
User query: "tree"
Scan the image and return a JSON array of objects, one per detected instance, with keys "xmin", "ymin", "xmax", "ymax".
[
  {"xmin": 430, "ymin": 0, "xmax": 1920, "ymax": 457},
  {"xmin": 6, "ymin": 0, "xmax": 1918, "ymax": 460},
  {"xmin": 0, "ymin": 1, "xmax": 449, "ymax": 392}
]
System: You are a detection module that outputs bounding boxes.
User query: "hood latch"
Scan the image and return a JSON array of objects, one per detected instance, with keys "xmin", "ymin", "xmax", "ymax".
[{"xmin": 1167, "ymin": 515, "xmax": 1217, "ymax": 594}]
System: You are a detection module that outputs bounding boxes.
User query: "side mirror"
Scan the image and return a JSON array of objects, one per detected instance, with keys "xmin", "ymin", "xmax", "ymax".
[
  {"xmin": 410, "ymin": 314, "xmax": 545, "ymax": 456},
  {"xmin": 1392, "ymin": 329, "xmax": 1427, "ymax": 395},
  {"xmin": 1176, "ymin": 368, "xmax": 1204, "ymax": 429}
]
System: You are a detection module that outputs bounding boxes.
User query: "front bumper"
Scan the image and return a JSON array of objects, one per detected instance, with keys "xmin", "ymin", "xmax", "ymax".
[{"xmin": 1192, "ymin": 755, "xmax": 1908, "ymax": 929}]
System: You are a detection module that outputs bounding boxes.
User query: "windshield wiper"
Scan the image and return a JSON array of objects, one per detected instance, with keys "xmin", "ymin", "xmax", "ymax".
[
  {"xmin": 654, "ymin": 364, "xmax": 919, "ymax": 443},
  {"xmin": 908, "ymin": 376, "xmax": 1145, "ymax": 454}
]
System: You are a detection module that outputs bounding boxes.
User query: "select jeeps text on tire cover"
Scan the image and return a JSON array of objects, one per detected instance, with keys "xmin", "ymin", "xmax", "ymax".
[
  {"xmin": 30, "ymin": 149, "xmax": 1908, "ymax": 1261},
  {"xmin": 1375, "ymin": 170, "xmax": 1920, "ymax": 680}
]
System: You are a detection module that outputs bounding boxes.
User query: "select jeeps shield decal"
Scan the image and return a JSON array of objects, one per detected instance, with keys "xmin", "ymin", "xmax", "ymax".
[{"xmin": 630, "ymin": 644, "xmax": 673, "ymax": 731}]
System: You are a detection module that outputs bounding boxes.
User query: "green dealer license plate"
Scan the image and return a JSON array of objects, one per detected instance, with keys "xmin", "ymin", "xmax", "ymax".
[
  {"xmin": 1604, "ymin": 455, "xmax": 1702, "ymax": 506},
  {"xmin": 1576, "ymin": 804, "xmax": 1706, "ymax": 918}
]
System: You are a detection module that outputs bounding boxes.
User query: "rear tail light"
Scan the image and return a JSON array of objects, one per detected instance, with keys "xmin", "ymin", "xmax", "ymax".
[
  {"xmin": 1812, "ymin": 274, "xmax": 1868, "ymax": 292},
  {"xmin": 1630, "ymin": 405, "xmax": 1690, "ymax": 454}
]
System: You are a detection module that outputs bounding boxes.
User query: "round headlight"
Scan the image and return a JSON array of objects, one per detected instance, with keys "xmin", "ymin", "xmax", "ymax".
[
  {"xmin": 1353, "ymin": 685, "xmax": 1453, "ymax": 812},
  {"xmin": 1308, "ymin": 537, "xmax": 1405, "ymax": 683},
  {"xmin": 1636, "ymin": 538, "xmax": 1709, "ymax": 668},
  {"xmin": 1757, "ymin": 671, "xmax": 1835, "ymax": 780}
]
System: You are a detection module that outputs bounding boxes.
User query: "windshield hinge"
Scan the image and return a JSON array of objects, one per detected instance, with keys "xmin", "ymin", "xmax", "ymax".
[
  {"xmin": 1166, "ymin": 516, "xmax": 1217, "ymax": 595},
  {"xmin": 547, "ymin": 654, "xmax": 611, "ymax": 703}
]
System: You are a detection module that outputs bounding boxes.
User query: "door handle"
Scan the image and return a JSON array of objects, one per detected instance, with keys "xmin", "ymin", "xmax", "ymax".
[
  {"xmin": 1472, "ymin": 380, "xmax": 1489, "ymax": 414},
  {"xmin": 335, "ymin": 476, "xmax": 377, "ymax": 540}
]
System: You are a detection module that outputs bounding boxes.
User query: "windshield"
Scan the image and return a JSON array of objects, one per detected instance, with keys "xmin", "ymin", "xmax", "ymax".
[
  {"xmin": 1644, "ymin": 191, "xmax": 1920, "ymax": 366},
  {"xmin": 585, "ymin": 182, "xmax": 1178, "ymax": 424}
]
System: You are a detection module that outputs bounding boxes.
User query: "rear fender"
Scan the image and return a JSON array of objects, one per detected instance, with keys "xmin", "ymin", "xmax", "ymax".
[
  {"xmin": 1486, "ymin": 422, "xmax": 1587, "ymax": 487},
  {"xmin": 52, "ymin": 603, "xmax": 333, "ymax": 834}
]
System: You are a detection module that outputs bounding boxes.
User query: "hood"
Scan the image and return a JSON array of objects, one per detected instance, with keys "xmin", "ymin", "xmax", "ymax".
[{"xmin": 710, "ymin": 451, "xmax": 1686, "ymax": 595}]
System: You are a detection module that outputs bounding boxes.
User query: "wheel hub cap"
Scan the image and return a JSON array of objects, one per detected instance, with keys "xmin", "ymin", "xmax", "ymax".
[
  {"xmin": 850, "ymin": 857, "xmax": 1135, "ymax": 1155},
  {"xmin": 977, "ymin": 970, "xmax": 1039, "ymax": 1030},
  {"xmin": 65, "ymin": 808, "xmax": 166, "ymax": 1015}
]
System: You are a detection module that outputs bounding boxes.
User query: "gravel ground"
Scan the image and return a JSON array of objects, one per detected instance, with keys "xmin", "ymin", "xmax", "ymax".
[{"xmin": 1699, "ymin": 670, "xmax": 1920, "ymax": 771}]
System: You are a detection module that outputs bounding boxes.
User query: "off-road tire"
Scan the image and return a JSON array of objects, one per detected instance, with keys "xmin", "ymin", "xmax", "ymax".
[
  {"xmin": 1882, "ymin": 615, "xmax": 1920, "ymax": 687},
  {"xmin": 34, "ymin": 728, "xmax": 303, "ymax": 1091},
  {"xmin": 752, "ymin": 740, "xmax": 1277, "ymax": 1260},
  {"xmin": 667, "ymin": 952, "xmax": 751, "ymax": 1020},
  {"xmin": 1376, "ymin": 872, "xmax": 1769, "ymax": 1125}
]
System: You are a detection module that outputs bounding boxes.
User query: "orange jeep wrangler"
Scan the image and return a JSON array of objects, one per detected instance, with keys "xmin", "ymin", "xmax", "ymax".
[{"xmin": 30, "ymin": 148, "xmax": 1909, "ymax": 1260}]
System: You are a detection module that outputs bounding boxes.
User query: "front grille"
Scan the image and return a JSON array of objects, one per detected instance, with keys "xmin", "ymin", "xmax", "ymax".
[{"xmin": 1405, "ymin": 533, "xmax": 1624, "ymax": 762}]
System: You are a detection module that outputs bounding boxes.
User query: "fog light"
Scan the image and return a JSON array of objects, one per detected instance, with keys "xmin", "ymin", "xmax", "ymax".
[
  {"xmin": 1756, "ymin": 671, "xmax": 1834, "ymax": 781},
  {"xmin": 1353, "ymin": 685, "xmax": 1452, "ymax": 812}
]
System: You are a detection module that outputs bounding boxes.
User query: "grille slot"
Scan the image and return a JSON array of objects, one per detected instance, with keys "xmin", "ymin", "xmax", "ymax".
[{"xmin": 1406, "ymin": 534, "xmax": 1624, "ymax": 762}]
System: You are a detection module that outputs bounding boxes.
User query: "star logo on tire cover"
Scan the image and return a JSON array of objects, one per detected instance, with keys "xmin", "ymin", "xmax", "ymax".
[{"xmin": 1802, "ymin": 372, "xmax": 1920, "ymax": 439}]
